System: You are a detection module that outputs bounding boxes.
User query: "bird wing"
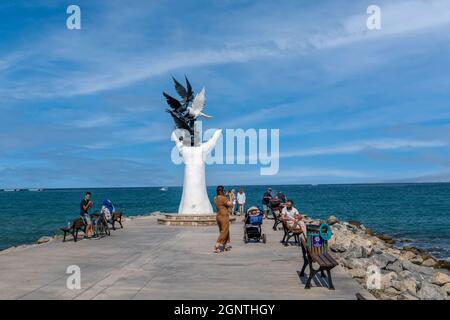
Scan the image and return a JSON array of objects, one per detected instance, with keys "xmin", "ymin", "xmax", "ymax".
[
  {"xmin": 173, "ymin": 77, "xmax": 188, "ymax": 100},
  {"xmin": 185, "ymin": 76, "xmax": 193, "ymax": 102},
  {"xmin": 191, "ymin": 88, "xmax": 205, "ymax": 113},
  {"xmin": 163, "ymin": 92, "xmax": 182, "ymax": 111},
  {"xmin": 166, "ymin": 109, "xmax": 192, "ymax": 133}
]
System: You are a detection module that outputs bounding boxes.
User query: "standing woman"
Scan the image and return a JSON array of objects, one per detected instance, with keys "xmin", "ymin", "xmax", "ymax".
[
  {"xmin": 230, "ymin": 189, "xmax": 237, "ymax": 215},
  {"xmin": 214, "ymin": 185, "xmax": 232, "ymax": 253},
  {"xmin": 237, "ymin": 187, "xmax": 246, "ymax": 217}
]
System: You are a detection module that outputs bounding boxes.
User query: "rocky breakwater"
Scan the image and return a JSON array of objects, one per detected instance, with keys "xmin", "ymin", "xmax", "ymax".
[{"xmin": 323, "ymin": 215, "xmax": 450, "ymax": 300}]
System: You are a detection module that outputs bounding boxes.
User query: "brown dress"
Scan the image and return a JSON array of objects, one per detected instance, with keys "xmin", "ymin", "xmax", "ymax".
[{"xmin": 214, "ymin": 195, "xmax": 230, "ymax": 245}]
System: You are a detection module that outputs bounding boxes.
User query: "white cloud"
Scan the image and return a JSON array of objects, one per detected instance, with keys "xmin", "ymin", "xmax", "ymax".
[
  {"xmin": 73, "ymin": 115, "xmax": 115, "ymax": 128},
  {"xmin": 2, "ymin": 0, "xmax": 450, "ymax": 99},
  {"xmin": 282, "ymin": 139, "xmax": 447, "ymax": 158}
]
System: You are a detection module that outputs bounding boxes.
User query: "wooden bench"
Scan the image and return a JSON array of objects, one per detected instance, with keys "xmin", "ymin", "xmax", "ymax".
[
  {"xmin": 280, "ymin": 219, "xmax": 302, "ymax": 245},
  {"xmin": 299, "ymin": 236, "xmax": 338, "ymax": 290},
  {"xmin": 300, "ymin": 237, "xmax": 338, "ymax": 290},
  {"xmin": 60, "ymin": 218, "xmax": 86, "ymax": 242},
  {"xmin": 110, "ymin": 212, "xmax": 123, "ymax": 230}
]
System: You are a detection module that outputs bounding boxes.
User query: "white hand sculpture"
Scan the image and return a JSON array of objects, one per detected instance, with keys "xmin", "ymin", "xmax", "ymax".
[{"xmin": 173, "ymin": 129, "xmax": 222, "ymax": 215}]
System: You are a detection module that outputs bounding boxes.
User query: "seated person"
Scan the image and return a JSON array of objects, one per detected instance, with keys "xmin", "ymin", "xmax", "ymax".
[
  {"xmin": 281, "ymin": 200, "xmax": 307, "ymax": 235},
  {"xmin": 276, "ymin": 191, "xmax": 287, "ymax": 204},
  {"xmin": 269, "ymin": 196, "xmax": 282, "ymax": 218}
]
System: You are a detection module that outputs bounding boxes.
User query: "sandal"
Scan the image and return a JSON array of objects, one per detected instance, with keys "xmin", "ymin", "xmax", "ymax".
[{"xmin": 213, "ymin": 246, "xmax": 223, "ymax": 253}]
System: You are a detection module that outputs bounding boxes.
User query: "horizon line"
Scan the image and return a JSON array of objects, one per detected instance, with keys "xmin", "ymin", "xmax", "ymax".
[{"xmin": 2, "ymin": 181, "xmax": 450, "ymax": 191}]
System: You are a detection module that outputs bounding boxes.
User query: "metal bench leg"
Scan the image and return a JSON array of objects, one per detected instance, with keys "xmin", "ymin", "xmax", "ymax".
[
  {"xmin": 281, "ymin": 231, "xmax": 287, "ymax": 244},
  {"xmin": 272, "ymin": 219, "xmax": 277, "ymax": 230},
  {"xmin": 284, "ymin": 233, "xmax": 293, "ymax": 246},
  {"xmin": 320, "ymin": 270, "xmax": 326, "ymax": 277},
  {"xmin": 300, "ymin": 257, "xmax": 308, "ymax": 277},
  {"xmin": 326, "ymin": 269, "xmax": 335, "ymax": 290},
  {"xmin": 305, "ymin": 268, "xmax": 317, "ymax": 289}
]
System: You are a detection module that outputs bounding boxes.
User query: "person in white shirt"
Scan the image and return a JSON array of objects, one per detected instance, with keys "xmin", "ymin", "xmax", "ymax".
[
  {"xmin": 236, "ymin": 187, "xmax": 246, "ymax": 216},
  {"xmin": 281, "ymin": 200, "xmax": 307, "ymax": 236}
]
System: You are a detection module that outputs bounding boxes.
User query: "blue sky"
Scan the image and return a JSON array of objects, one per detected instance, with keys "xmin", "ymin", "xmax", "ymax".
[{"xmin": 1, "ymin": 0, "xmax": 450, "ymax": 188}]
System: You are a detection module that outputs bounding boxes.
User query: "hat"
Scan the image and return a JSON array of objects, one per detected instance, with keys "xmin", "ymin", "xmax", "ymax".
[{"xmin": 247, "ymin": 206, "xmax": 259, "ymax": 215}]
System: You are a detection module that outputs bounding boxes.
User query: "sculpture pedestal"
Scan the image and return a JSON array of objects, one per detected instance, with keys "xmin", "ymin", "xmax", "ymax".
[{"xmin": 157, "ymin": 214, "xmax": 237, "ymax": 226}]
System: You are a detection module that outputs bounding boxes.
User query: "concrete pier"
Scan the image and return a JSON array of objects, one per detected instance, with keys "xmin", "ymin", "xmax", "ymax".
[{"xmin": 0, "ymin": 215, "xmax": 370, "ymax": 300}]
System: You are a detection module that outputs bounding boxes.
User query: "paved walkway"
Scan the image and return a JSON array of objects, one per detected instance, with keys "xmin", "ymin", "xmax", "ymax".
[{"xmin": 0, "ymin": 215, "xmax": 368, "ymax": 300}]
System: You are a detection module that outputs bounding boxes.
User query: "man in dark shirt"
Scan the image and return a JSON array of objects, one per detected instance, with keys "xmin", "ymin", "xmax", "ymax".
[
  {"xmin": 277, "ymin": 191, "xmax": 287, "ymax": 204},
  {"xmin": 80, "ymin": 191, "xmax": 94, "ymax": 238},
  {"xmin": 261, "ymin": 188, "xmax": 272, "ymax": 218}
]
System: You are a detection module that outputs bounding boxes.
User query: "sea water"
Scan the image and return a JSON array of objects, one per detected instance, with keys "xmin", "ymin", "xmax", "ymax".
[{"xmin": 0, "ymin": 184, "xmax": 449, "ymax": 260}]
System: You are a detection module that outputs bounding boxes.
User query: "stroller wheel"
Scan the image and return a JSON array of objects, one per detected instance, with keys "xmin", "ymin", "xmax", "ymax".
[{"xmin": 262, "ymin": 234, "xmax": 267, "ymax": 243}]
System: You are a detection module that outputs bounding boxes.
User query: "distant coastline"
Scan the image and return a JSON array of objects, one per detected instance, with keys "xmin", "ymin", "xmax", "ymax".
[{"xmin": 2, "ymin": 181, "xmax": 450, "ymax": 191}]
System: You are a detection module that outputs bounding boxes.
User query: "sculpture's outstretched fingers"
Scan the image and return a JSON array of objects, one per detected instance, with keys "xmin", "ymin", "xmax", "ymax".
[
  {"xmin": 203, "ymin": 129, "xmax": 222, "ymax": 155},
  {"xmin": 171, "ymin": 130, "xmax": 184, "ymax": 151}
]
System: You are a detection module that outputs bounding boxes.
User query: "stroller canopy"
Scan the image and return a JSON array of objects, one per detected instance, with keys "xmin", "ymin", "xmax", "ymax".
[{"xmin": 102, "ymin": 199, "xmax": 115, "ymax": 214}]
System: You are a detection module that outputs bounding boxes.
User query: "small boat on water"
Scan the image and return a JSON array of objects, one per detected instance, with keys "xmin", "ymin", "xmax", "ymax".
[
  {"xmin": 159, "ymin": 187, "xmax": 168, "ymax": 192},
  {"xmin": 3, "ymin": 189, "xmax": 21, "ymax": 192},
  {"xmin": 28, "ymin": 188, "xmax": 44, "ymax": 192}
]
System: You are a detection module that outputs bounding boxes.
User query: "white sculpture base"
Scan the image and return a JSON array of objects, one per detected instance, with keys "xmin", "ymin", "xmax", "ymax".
[{"xmin": 157, "ymin": 214, "xmax": 236, "ymax": 226}]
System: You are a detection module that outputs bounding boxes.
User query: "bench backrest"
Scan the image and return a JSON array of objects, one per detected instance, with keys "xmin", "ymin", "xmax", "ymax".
[
  {"xmin": 306, "ymin": 224, "xmax": 328, "ymax": 254},
  {"xmin": 112, "ymin": 212, "xmax": 122, "ymax": 220},
  {"xmin": 73, "ymin": 218, "xmax": 85, "ymax": 229}
]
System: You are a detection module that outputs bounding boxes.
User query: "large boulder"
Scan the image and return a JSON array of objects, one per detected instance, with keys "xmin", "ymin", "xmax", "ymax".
[
  {"xmin": 397, "ymin": 293, "xmax": 419, "ymax": 300},
  {"xmin": 326, "ymin": 215, "xmax": 339, "ymax": 225},
  {"xmin": 384, "ymin": 286, "xmax": 401, "ymax": 296},
  {"xmin": 377, "ymin": 234, "xmax": 395, "ymax": 245},
  {"xmin": 400, "ymin": 251, "xmax": 417, "ymax": 261},
  {"xmin": 342, "ymin": 257, "xmax": 370, "ymax": 270},
  {"xmin": 403, "ymin": 260, "xmax": 436, "ymax": 276},
  {"xmin": 399, "ymin": 270, "xmax": 423, "ymax": 283},
  {"xmin": 417, "ymin": 281, "xmax": 447, "ymax": 300},
  {"xmin": 386, "ymin": 260, "xmax": 404, "ymax": 273},
  {"xmin": 381, "ymin": 272, "xmax": 398, "ymax": 290},
  {"xmin": 391, "ymin": 278, "xmax": 419, "ymax": 295},
  {"xmin": 410, "ymin": 255, "xmax": 424, "ymax": 265},
  {"xmin": 349, "ymin": 268, "xmax": 367, "ymax": 279},
  {"xmin": 431, "ymin": 272, "xmax": 450, "ymax": 286},
  {"xmin": 403, "ymin": 246, "xmax": 428, "ymax": 256},
  {"xmin": 435, "ymin": 260, "xmax": 450, "ymax": 272},
  {"xmin": 422, "ymin": 258, "xmax": 438, "ymax": 268},
  {"xmin": 328, "ymin": 229, "xmax": 353, "ymax": 252},
  {"xmin": 442, "ymin": 283, "xmax": 450, "ymax": 295},
  {"xmin": 348, "ymin": 220, "xmax": 362, "ymax": 228},
  {"xmin": 371, "ymin": 253, "xmax": 397, "ymax": 269},
  {"xmin": 330, "ymin": 243, "xmax": 347, "ymax": 253},
  {"xmin": 344, "ymin": 238, "xmax": 373, "ymax": 259}
]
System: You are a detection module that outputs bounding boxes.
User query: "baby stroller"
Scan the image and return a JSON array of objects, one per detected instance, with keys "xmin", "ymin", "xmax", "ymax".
[
  {"xmin": 92, "ymin": 199, "xmax": 114, "ymax": 238},
  {"xmin": 243, "ymin": 206, "xmax": 267, "ymax": 244}
]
